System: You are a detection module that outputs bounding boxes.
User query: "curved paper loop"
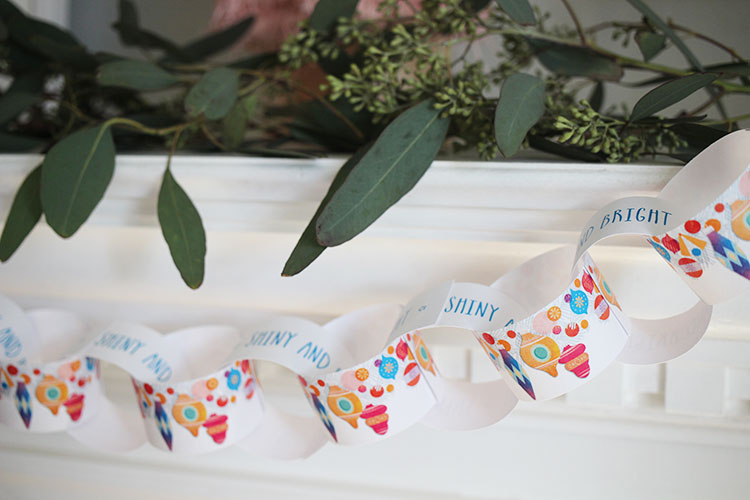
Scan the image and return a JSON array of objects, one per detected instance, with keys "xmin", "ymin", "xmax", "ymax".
[
  {"xmin": 2, "ymin": 130, "xmax": 750, "ymax": 457},
  {"xmin": 237, "ymin": 405, "xmax": 329, "ymax": 459},
  {"xmin": 617, "ymin": 301, "xmax": 713, "ymax": 364},
  {"xmin": 420, "ymin": 379, "xmax": 517, "ymax": 431}
]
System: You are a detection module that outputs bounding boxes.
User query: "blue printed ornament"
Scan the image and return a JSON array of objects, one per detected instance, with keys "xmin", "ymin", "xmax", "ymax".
[
  {"xmin": 15, "ymin": 382, "xmax": 32, "ymax": 429},
  {"xmin": 707, "ymin": 230, "xmax": 750, "ymax": 279},
  {"xmin": 499, "ymin": 349, "xmax": 535, "ymax": 400},
  {"xmin": 154, "ymin": 401, "xmax": 173, "ymax": 451}
]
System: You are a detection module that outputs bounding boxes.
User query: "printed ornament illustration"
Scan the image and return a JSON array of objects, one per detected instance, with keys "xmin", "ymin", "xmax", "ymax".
[
  {"xmin": 360, "ymin": 404, "xmax": 389, "ymax": 435},
  {"xmin": 403, "ymin": 362, "xmax": 421, "ymax": 386},
  {"xmin": 568, "ymin": 290, "xmax": 588, "ymax": 315},
  {"xmin": 412, "ymin": 335, "xmax": 435, "ymax": 375},
  {"xmin": 203, "ymin": 413, "xmax": 229, "ymax": 444},
  {"xmin": 558, "ymin": 344, "xmax": 590, "ymax": 378},
  {"xmin": 378, "ymin": 355, "xmax": 398, "ymax": 380},
  {"xmin": 311, "ymin": 393, "xmax": 337, "ymax": 441},
  {"xmin": 520, "ymin": 333, "xmax": 561, "ymax": 377},
  {"xmin": 63, "ymin": 393, "xmax": 84, "ymax": 421},
  {"xmin": 35, "ymin": 375, "xmax": 68, "ymax": 415},
  {"xmin": 14, "ymin": 382, "xmax": 32, "ymax": 428},
  {"xmin": 593, "ymin": 295, "xmax": 610, "ymax": 320},
  {"xmin": 172, "ymin": 394, "xmax": 207, "ymax": 437},
  {"xmin": 327, "ymin": 385, "xmax": 363, "ymax": 428},
  {"xmin": 499, "ymin": 348, "xmax": 535, "ymax": 400},
  {"xmin": 154, "ymin": 401, "xmax": 173, "ymax": 450},
  {"xmin": 731, "ymin": 199, "xmax": 750, "ymax": 240},
  {"xmin": 707, "ymin": 230, "xmax": 750, "ymax": 279}
]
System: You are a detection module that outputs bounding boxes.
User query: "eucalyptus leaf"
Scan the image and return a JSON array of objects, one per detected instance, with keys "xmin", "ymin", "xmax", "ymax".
[
  {"xmin": 635, "ymin": 31, "xmax": 666, "ymax": 62},
  {"xmin": 0, "ymin": 165, "xmax": 42, "ymax": 262},
  {"xmin": 315, "ymin": 100, "xmax": 449, "ymax": 246},
  {"xmin": 0, "ymin": 2, "xmax": 95, "ymax": 69},
  {"xmin": 0, "ymin": 0, "xmax": 22, "ymax": 20},
  {"xmin": 309, "ymin": 0, "xmax": 358, "ymax": 32},
  {"xmin": 40, "ymin": 125, "xmax": 115, "ymax": 238},
  {"xmin": 240, "ymin": 147, "xmax": 321, "ymax": 159},
  {"xmin": 588, "ymin": 81, "xmax": 604, "ymax": 112},
  {"xmin": 229, "ymin": 52, "xmax": 278, "ymax": 70},
  {"xmin": 0, "ymin": 132, "xmax": 45, "ymax": 152},
  {"xmin": 158, "ymin": 168, "xmax": 206, "ymax": 289},
  {"xmin": 113, "ymin": 0, "xmax": 182, "ymax": 56},
  {"xmin": 626, "ymin": 0, "xmax": 728, "ymax": 119},
  {"xmin": 495, "ymin": 0, "xmax": 536, "ymax": 25},
  {"xmin": 98, "ymin": 60, "xmax": 180, "ymax": 90},
  {"xmin": 526, "ymin": 38, "xmax": 623, "ymax": 81},
  {"xmin": 282, "ymin": 142, "xmax": 372, "ymax": 276},
  {"xmin": 222, "ymin": 100, "xmax": 248, "ymax": 150},
  {"xmin": 6, "ymin": 41, "xmax": 46, "ymax": 73},
  {"xmin": 27, "ymin": 33, "xmax": 97, "ymax": 69},
  {"xmin": 494, "ymin": 73, "xmax": 545, "ymax": 157},
  {"xmin": 671, "ymin": 123, "xmax": 729, "ymax": 151},
  {"xmin": 527, "ymin": 135, "xmax": 603, "ymax": 162},
  {"xmin": 465, "ymin": 0, "xmax": 491, "ymax": 12},
  {"xmin": 630, "ymin": 62, "xmax": 750, "ymax": 87},
  {"xmin": 179, "ymin": 16, "xmax": 254, "ymax": 62},
  {"xmin": 626, "ymin": 0, "xmax": 703, "ymax": 70},
  {"xmin": 185, "ymin": 67, "xmax": 239, "ymax": 120},
  {"xmin": 0, "ymin": 72, "xmax": 44, "ymax": 126},
  {"xmin": 630, "ymin": 73, "xmax": 717, "ymax": 122}
]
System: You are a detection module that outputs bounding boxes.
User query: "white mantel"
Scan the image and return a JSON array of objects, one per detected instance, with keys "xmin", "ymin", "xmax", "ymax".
[{"xmin": 1, "ymin": 154, "xmax": 748, "ymax": 499}]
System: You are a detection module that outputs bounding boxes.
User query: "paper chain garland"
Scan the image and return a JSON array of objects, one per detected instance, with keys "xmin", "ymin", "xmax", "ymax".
[{"xmin": 1, "ymin": 130, "xmax": 750, "ymax": 458}]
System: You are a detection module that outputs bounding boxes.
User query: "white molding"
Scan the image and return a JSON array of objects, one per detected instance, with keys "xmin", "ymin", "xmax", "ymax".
[{"xmin": 1, "ymin": 154, "xmax": 749, "ymax": 499}]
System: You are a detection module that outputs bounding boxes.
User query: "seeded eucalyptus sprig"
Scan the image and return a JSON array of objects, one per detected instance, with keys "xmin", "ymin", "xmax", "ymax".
[{"xmin": 0, "ymin": 0, "xmax": 748, "ymax": 286}]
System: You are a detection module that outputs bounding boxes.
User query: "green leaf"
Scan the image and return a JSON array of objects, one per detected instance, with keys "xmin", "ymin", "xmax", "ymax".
[
  {"xmin": 635, "ymin": 31, "xmax": 666, "ymax": 62},
  {"xmin": 222, "ymin": 99, "xmax": 249, "ymax": 150},
  {"xmin": 228, "ymin": 52, "xmax": 278, "ymax": 70},
  {"xmin": 527, "ymin": 135, "xmax": 603, "ymax": 162},
  {"xmin": 627, "ymin": 1, "xmax": 726, "ymax": 120},
  {"xmin": 282, "ymin": 142, "xmax": 372, "ymax": 276},
  {"xmin": 27, "ymin": 33, "xmax": 97, "ymax": 69},
  {"xmin": 0, "ymin": 165, "xmax": 42, "ymax": 261},
  {"xmin": 157, "ymin": 168, "xmax": 206, "ymax": 289},
  {"xmin": 495, "ymin": 0, "xmax": 536, "ymax": 25},
  {"xmin": 0, "ymin": 72, "xmax": 44, "ymax": 126},
  {"xmin": 309, "ymin": 0, "xmax": 359, "ymax": 32},
  {"xmin": 464, "ymin": 0, "xmax": 491, "ymax": 13},
  {"xmin": 630, "ymin": 73, "xmax": 717, "ymax": 122},
  {"xmin": 0, "ymin": 132, "xmax": 46, "ymax": 152},
  {"xmin": 179, "ymin": 16, "xmax": 254, "ymax": 62},
  {"xmin": 292, "ymin": 98, "xmax": 373, "ymax": 150},
  {"xmin": 526, "ymin": 38, "xmax": 623, "ymax": 81},
  {"xmin": 239, "ymin": 147, "xmax": 320, "ymax": 159},
  {"xmin": 588, "ymin": 81, "xmax": 604, "ymax": 112},
  {"xmin": 0, "ymin": 1, "xmax": 95, "ymax": 69},
  {"xmin": 113, "ymin": 0, "xmax": 182, "ymax": 56},
  {"xmin": 98, "ymin": 60, "xmax": 180, "ymax": 90},
  {"xmin": 315, "ymin": 100, "xmax": 449, "ymax": 246},
  {"xmin": 185, "ymin": 67, "xmax": 239, "ymax": 120},
  {"xmin": 494, "ymin": 73, "xmax": 545, "ymax": 157},
  {"xmin": 671, "ymin": 123, "xmax": 729, "ymax": 152},
  {"xmin": 630, "ymin": 62, "xmax": 750, "ymax": 87},
  {"xmin": 40, "ymin": 125, "xmax": 116, "ymax": 238},
  {"xmin": 626, "ymin": 0, "xmax": 703, "ymax": 71}
]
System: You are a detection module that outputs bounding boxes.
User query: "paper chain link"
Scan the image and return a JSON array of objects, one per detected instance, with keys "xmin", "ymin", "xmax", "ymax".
[{"xmin": 1, "ymin": 130, "xmax": 749, "ymax": 457}]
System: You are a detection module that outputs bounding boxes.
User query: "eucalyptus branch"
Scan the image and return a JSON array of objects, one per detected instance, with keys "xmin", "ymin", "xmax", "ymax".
[
  {"xmin": 703, "ymin": 112, "xmax": 750, "ymax": 125},
  {"xmin": 200, "ymin": 123, "xmax": 228, "ymax": 151},
  {"xmin": 560, "ymin": 0, "xmax": 587, "ymax": 45}
]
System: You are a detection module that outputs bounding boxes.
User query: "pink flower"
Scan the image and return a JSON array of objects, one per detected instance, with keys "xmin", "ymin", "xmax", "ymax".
[{"xmin": 211, "ymin": 0, "xmax": 422, "ymax": 53}]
